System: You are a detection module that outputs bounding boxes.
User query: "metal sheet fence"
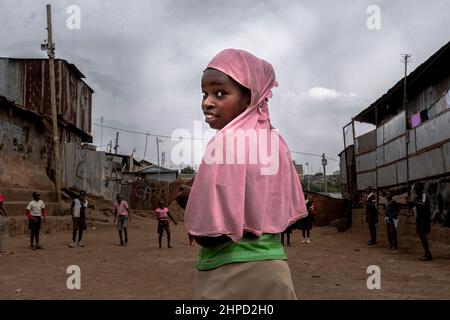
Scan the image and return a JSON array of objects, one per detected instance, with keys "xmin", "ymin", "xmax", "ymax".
[
  {"xmin": 355, "ymin": 129, "xmax": 376, "ymax": 155},
  {"xmin": 61, "ymin": 143, "xmax": 120, "ymax": 201},
  {"xmin": 354, "ymin": 110, "xmax": 449, "ymax": 190},
  {"xmin": 415, "ymin": 110, "xmax": 450, "ymax": 151}
]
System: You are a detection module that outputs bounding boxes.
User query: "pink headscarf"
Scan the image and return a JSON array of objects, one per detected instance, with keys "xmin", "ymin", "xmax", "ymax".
[{"xmin": 185, "ymin": 49, "xmax": 307, "ymax": 242}]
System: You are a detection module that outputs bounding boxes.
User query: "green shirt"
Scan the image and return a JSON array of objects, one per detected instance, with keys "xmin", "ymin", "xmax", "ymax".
[{"xmin": 197, "ymin": 234, "xmax": 287, "ymax": 271}]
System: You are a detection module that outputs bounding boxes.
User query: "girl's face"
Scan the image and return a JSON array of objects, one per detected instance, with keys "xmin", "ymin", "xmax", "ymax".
[{"xmin": 201, "ymin": 68, "xmax": 250, "ymax": 130}]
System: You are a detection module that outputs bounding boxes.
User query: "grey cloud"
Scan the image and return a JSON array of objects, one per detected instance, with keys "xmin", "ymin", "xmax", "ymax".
[{"xmin": 1, "ymin": 0, "xmax": 449, "ymax": 173}]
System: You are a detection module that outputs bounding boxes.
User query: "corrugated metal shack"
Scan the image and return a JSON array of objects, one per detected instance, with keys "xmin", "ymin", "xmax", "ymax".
[
  {"xmin": 0, "ymin": 57, "xmax": 93, "ymax": 143},
  {"xmin": 0, "ymin": 58, "xmax": 94, "ymax": 192},
  {"xmin": 340, "ymin": 40, "xmax": 450, "ymax": 227}
]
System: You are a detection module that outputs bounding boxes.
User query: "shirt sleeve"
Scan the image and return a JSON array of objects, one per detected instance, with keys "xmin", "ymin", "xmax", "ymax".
[
  {"xmin": 422, "ymin": 193, "xmax": 426, "ymax": 203},
  {"xmin": 26, "ymin": 202, "xmax": 32, "ymax": 211},
  {"xmin": 40, "ymin": 201, "xmax": 46, "ymax": 209},
  {"xmin": 124, "ymin": 201, "xmax": 129, "ymax": 209}
]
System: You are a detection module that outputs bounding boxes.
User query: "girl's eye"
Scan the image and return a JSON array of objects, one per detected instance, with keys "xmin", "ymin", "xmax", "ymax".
[
  {"xmin": 217, "ymin": 91, "xmax": 224, "ymax": 97},
  {"xmin": 201, "ymin": 92, "xmax": 207, "ymax": 99}
]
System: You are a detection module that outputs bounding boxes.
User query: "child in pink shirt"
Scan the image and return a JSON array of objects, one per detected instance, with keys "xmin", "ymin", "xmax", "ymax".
[
  {"xmin": 113, "ymin": 194, "xmax": 131, "ymax": 246},
  {"xmin": 155, "ymin": 200, "xmax": 177, "ymax": 248}
]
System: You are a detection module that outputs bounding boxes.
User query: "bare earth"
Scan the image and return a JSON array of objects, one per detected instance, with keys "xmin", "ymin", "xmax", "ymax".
[{"xmin": 1, "ymin": 216, "xmax": 450, "ymax": 300}]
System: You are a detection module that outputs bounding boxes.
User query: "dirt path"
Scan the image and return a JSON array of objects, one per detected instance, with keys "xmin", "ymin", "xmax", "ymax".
[{"xmin": 1, "ymin": 217, "xmax": 450, "ymax": 299}]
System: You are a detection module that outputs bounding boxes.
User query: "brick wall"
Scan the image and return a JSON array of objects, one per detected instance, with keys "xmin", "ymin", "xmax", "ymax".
[{"xmin": 305, "ymin": 192, "xmax": 347, "ymax": 226}]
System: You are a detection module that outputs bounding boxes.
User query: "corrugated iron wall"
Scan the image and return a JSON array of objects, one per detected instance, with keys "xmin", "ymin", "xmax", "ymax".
[
  {"xmin": 0, "ymin": 58, "xmax": 92, "ymax": 137},
  {"xmin": 61, "ymin": 143, "xmax": 120, "ymax": 201},
  {"xmin": 61, "ymin": 142, "xmax": 102, "ymax": 195},
  {"xmin": 354, "ymin": 106, "xmax": 450, "ymax": 190}
]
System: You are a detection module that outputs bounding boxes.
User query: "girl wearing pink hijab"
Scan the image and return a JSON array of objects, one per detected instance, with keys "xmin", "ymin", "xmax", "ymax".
[{"xmin": 185, "ymin": 49, "xmax": 307, "ymax": 299}]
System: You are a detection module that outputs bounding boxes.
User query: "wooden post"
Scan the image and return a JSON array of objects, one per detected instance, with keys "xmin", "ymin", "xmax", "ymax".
[{"xmin": 46, "ymin": 4, "xmax": 61, "ymax": 202}]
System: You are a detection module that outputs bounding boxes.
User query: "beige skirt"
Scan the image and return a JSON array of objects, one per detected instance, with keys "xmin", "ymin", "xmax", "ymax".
[{"xmin": 194, "ymin": 260, "xmax": 297, "ymax": 300}]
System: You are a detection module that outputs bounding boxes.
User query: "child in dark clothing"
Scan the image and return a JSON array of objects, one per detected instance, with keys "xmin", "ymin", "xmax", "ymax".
[
  {"xmin": 300, "ymin": 196, "xmax": 315, "ymax": 244},
  {"xmin": 384, "ymin": 191, "xmax": 399, "ymax": 250},
  {"xmin": 408, "ymin": 182, "xmax": 433, "ymax": 261},
  {"xmin": 69, "ymin": 190, "xmax": 88, "ymax": 248},
  {"xmin": 365, "ymin": 186, "xmax": 378, "ymax": 245}
]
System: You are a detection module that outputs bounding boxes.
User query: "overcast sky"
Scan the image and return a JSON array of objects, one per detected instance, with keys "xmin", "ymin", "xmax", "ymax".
[{"xmin": 1, "ymin": 0, "xmax": 449, "ymax": 173}]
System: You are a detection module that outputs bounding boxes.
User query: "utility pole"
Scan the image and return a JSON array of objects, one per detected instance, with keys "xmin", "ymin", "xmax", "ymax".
[
  {"xmin": 114, "ymin": 131, "xmax": 119, "ymax": 154},
  {"xmin": 143, "ymin": 133, "xmax": 149, "ymax": 160},
  {"xmin": 156, "ymin": 137, "xmax": 162, "ymax": 166},
  {"xmin": 100, "ymin": 116, "xmax": 103, "ymax": 151},
  {"xmin": 322, "ymin": 153, "xmax": 328, "ymax": 193},
  {"xmin": 402, "ymin": 53, "xmax": 412, "ymax": 199},
  {"xmin": 109, "ymin": 140, "xmax": 112, "ymax": 153},
  {"xmin": 305, "ymin": 162, "xmax": 310, "ymax": 191},
  {"xmin": 41, "ymin": 4, "xmax": 61, "ymax": 202},
  {"xmin": 161, "ymin": 152, "xmax": 166, "ymax": 168}
]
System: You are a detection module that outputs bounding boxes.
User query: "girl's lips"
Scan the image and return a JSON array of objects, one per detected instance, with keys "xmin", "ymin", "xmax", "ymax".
[{"xmin": 204, "ymin": 114, "xmax": 218, "ymax": 124}]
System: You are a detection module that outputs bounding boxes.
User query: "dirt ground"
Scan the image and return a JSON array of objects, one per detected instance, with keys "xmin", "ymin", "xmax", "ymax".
[{"xmin": 1, "ymin": 215, "xmax": 450, "ymax": 300}]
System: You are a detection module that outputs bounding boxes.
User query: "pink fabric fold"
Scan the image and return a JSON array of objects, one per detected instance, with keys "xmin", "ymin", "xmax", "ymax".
[{"xmin": 185, "ymin": 49, "xmax": 307, "ymax": 242}]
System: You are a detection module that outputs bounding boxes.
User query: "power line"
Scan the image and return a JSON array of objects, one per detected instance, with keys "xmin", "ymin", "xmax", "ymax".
[
  {"xmin": 93, "ymin": 122, "xmax": 339, "ymax": 161},
  {"xmin": 290, "ymin": 151, "xmax": 338, "ymax": 162},
  {"xmin": 92, "ymin": 123, "xmax": 207, "ymax": 141}
]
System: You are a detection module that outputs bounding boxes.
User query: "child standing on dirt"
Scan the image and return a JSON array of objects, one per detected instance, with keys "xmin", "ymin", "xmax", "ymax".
[
  {"xmin": 384, "ymin": 191, "xmax": 399, "ymax": 250},
  {"xmin": 365, "ymin": 186, "xmax": 378, "ymax": 245},
  {"xmin": 113, "ymin": 194, "xmax": 131, "ymax": 246},
  {"xmin": 69, "ymin": 191, "xmax": 88, "ymax": 248},
  {"xmin": 26, "ymin": 192, "xmax": 47, "ymax": 250},
  {"xmin": 185, "ymin": 49, "xmax": 308, "ymax": 299},
  {"xmin": 155, "ymin": 200, "xmax": 177, "ymax": 248},
  {"xmin": 407, "ymin": 182, "xmax": 433, "ymax": 261},
  {"xmin": 300, "ymin": 196, "xmax": 315, "ymax": 244}
]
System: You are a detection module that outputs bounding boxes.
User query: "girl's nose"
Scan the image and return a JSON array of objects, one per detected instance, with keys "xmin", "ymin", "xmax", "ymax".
[{"xmin": 202, "ymin": 97, "xmax": 215, "ymax": 111}]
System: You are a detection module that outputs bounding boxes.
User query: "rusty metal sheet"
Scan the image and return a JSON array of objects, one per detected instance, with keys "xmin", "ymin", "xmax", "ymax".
[
  {"xmin": 408, "ymin": 147, "xmax": 445, "ymax": 181},
  {"xmin": 355, "ymin": 129, "xmax": 376, "ymax": 155},
  {"xmin": 2, "ymin": 59, "xmax": 92, "ymax": 136},
  {"xmin": 23, "ymin": 60, "xmax": 44, "ymax": 113},
  {"xmin": 377, "ymin": 163, "xmax": 397, "ymax": 187},
  {"xmin": 356, "ymin": 151, "xmax": 376, "ymax": 172},
  {"xmin": 78, "ymin": 81, "xmax": 90, "ymax": 132},
  {"xmin": 415, "ymin": 111, "xmax": 450, "ymax": 151},
  {"xmin": 357, "ymin": 171, "xmax": 376, "ymax": 190},
  {"xmin": 383, "ymin": 112, "xmax": 406, "ymax": 143},
  {"xmin": 384, "ymin": 136, "xmax": 406, "ymax": 164}
]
